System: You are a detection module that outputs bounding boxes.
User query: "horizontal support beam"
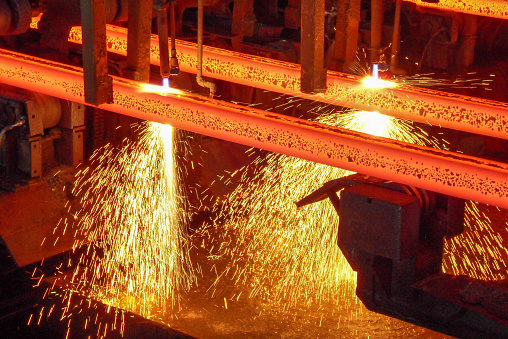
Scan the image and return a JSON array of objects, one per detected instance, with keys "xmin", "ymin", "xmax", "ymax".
[
  {"xmin": 1, "ymin": 48, "xmax": 508, "ymax": 209},
  {"xmin": 65, "ymin": 24, "xmax": 508, "ymax": 141}
]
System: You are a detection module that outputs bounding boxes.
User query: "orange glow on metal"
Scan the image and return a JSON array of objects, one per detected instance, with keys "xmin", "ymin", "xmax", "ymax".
[
  {"xmin": 1, "ymin": 48, "xmax": 508, "ymax": 209},
  {"xmin": 361, "ymin": 76, "xmax": 396, "ymax": 89},
  {"xmin": 86, "ymin": 24, "xmax": 508, "ymax": 140},
  {"xmin": 405, "ymin": 0, "xmax": 508, "ymax": 19},
  {"xmin": 29, "ymin": 16, "xmax": 508, "ymax": 141},
  {"xmin": 140, "ymin": 83, "xmax": 182, "ymax": 96}
]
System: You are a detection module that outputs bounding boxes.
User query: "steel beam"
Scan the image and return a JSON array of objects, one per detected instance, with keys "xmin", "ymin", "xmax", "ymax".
[
  {"xmin": 80, "ymin": 0, "xmax": 113, "ymax": 105},
  {"xmin": 330, "ymin": 0, "xmax": 361, "ymax": 72},
  {"xmin": 124, "ymin": 0, "xmax": 153, "ymax": 82},
  {"xmin": 300, "ymin": 0, "xmax": 327, "ymax": 93},
  {"xmin": 370, "ymin": 0, "xmax": 384, "ymax": 64},
  {"xmin": 404, "ymin": 0, "xmax": 508, "ymax": 19},
  {"xmin": 232, "ymin": 0, "xmax": 255, "ymax": 37},
  {"xmin": 1, "ymin": 48, "xmax": 508, "ymax": 209},
  {"xmin": 61, "ymin": 24, "xmax": 508, "ymax": 141}
]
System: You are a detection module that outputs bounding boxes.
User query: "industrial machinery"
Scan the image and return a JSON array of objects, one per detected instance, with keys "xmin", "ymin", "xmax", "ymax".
[
  {"xmin": 0, "ymin": 0, "xmax": 507, "ymax": 337},
  {"xmin": 297, "ymin": 173, "xmax": 507, "ymax": 338}
]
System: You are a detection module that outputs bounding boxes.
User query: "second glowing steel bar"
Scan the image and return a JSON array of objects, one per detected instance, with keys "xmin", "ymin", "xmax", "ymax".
[
  {"xmin": 64, "ymin": 24, "xmax": 508, "ymax": 141},
  {"xmin": 1, "ymin": 49, "xmax": 508, "ymax": 209}
]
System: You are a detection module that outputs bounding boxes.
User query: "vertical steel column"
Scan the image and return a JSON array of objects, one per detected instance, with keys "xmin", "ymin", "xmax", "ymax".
[
  {"xmin": 124, "ymin": 0, "xmax": 153, "ymax": 82},
  {"xmin": 300, "ymin": 0, "xmax": 326, "ymax": 93},
  {"xmin": 370, "ymin": 0, "xmax": 384, "ymax": 64},
  {"xmin": 330, "ymin": 0, "xmax": 361, "ymax": 72},
  {"xmin": 457, "ymin": 14, "xmax": 478, "ymax": 71},
  {"xmin": 390, "ymin": 0, "xmax": 403, "ymax": 71},
  {"xmin": 232, "ymin": 0, "xmax": 256, "ymax": 37},
  {"xmin": 155, "ymin": 3, "xmax": 171, "ymax": 79},
  {"xmin": 80, "ymin": 0, "xmax": 113, "ymax": 105},
  {"xmin": 285, "ymin": 0, "xmax": 301, "ymax": 29}
]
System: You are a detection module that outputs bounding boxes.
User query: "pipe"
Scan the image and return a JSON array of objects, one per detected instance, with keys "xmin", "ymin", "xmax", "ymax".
[
  {"xmin": 1, "ymin": 49, "xmax": 508, "ymax": 209},
  {"xmin": 404, "ymin": 0, "xmax": 508, "ymax": 19},
  {"xmin": 155, "ymin": 3, "xmax": 170, "ymax": 80},
  {"xmin": 60, "ymin": 23, "xmax": 508, "ymax": 141},
  {"xmin": 390, "ymin": 0, "xmax": 403, "ymax": 70},
  {"xmin": 0, "ymin": 118, "xmax": 25, "ymax": 150},
  {"xmin": 169, "ymin": 2, "xmax": 179, "ymax": 75},
  {"xmin": 196, "ymin": 0, "xmax": 216, "ymax": 97}
]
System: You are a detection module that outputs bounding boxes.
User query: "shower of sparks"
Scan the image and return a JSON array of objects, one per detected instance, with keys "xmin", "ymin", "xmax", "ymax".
[
  {"xmin": 394, "ymin": 72, "xmax": 495, "ymax": 90},
  {"xmin": 444, "ymin": 202, "xmax": 508, "ymax": 280},
  {"xmin": 351, "ymin": 48, "xmax": 495, "ymax": 91},
  {"xmin": 206, "ymin": 109, "xmax": 448, "ymax": 310},
  {"xmin": 60, "ymin": 122, "xmax": 194, "ymax": 321}
]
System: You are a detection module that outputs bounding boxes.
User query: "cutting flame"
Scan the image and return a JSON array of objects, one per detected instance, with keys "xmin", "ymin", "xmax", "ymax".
[
  {"xmin": 162, "ymin": 78, "xmax": 170, "ymax": 89},
  {"xmin": 140, "ymin": 82, "xmax": 182, "ymax": 96},
  {"xmin": 361, "ymin": 76, "xmax": 396, "ymax": 89}
]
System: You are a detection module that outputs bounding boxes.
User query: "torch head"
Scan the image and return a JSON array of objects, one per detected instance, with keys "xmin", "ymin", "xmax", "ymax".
[{"xmin": 170, "ymin": 55, "xmax": 180, "ymax": 75}]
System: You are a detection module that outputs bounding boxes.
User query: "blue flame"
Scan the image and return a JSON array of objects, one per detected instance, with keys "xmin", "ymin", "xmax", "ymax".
[
  {"xmin": 372, "ymin": 63, "xmax": 379, "ymax": 80},
  {"xmin": 162, "ymin": 77, "xmax": 170, "ymax": 89}
]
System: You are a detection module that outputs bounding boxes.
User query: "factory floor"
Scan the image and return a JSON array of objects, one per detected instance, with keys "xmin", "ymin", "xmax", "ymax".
[
  {"xmin": 12, "ymin": 211, "xmax": 456, "ymax": 339},
  {"xmin": 2, "ymin": 247, "xmax": 453, "ymax": 339},
  {"xmin": 149, "ymin": 229, "xmax": 454, "ymax": 339}
]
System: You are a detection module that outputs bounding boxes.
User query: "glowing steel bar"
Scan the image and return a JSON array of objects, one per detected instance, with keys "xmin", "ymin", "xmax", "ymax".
[
  {"xmin": 405, "ymin": 0, "xmax": 508, "ymax": 19},
  {"xmin": 1, "ymin": 49, "xmax": 508, "ymax": 209},
  {"xmin": 65, "ymin": 25, "xmax": 508, "ymax": 141}
]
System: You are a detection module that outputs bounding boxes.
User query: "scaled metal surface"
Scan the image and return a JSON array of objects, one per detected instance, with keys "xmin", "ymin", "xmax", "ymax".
[
  {"xmin": 0, "ymin": 49, "xmax": 508, "ymax": 208},
  {"xmin": 405, "ymin": 0, "xmax": 508, "ymax": 19},
  {"xmin": 61, "ymin": 24, "xmax": 508, "ymax": 141}
]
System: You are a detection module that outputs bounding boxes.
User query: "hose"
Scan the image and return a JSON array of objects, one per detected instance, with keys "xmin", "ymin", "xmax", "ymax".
[
  {"xmin": 0, "ymin": 118, "xmax": 26, "ymax": 151},
  {"xmin": 196, "ymin": 0, "xmax": 216, "ymax": 98}
]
